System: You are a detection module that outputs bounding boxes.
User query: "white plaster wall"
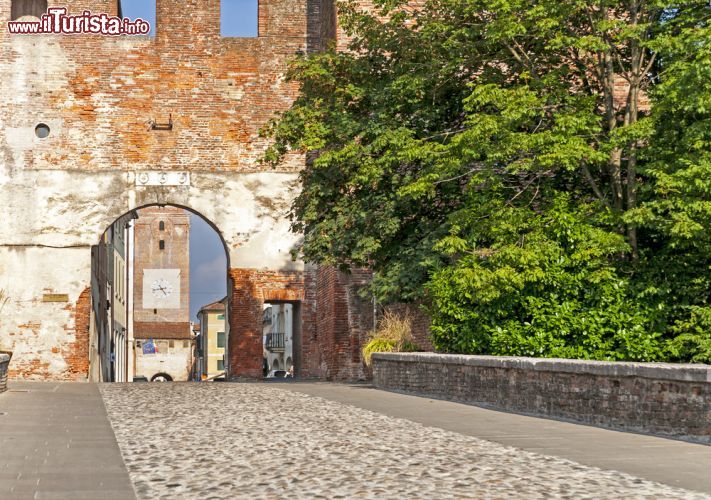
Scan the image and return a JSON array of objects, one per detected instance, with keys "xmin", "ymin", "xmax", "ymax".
[
  {"xmin": 0, "ymin": 168, "xmax": 305, "ymax": 380},
  {"xmin": 0, "ymin": 246, "xmax": 90, "ymax": 379},
  {"xmin": 134, "ymin": 342, "xmax": 192, "ymax": 382},
  {"xmin": 0, "ymin": 168, "xmax": 302, "ymax": 264}
]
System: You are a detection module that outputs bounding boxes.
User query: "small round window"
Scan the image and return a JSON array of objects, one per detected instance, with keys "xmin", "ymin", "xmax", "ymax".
[{"xmin": 35, "ymin": 124, "xmax": 50, "ymax": 139}]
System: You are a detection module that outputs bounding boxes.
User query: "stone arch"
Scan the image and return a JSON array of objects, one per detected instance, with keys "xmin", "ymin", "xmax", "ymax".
[
  {"xmin": 96, "ymin": 202, "xmax": 232, "ymax": 271},
  {"xmin": 92, "ymin": 202, "xmax": 232, "ymax": 382}
]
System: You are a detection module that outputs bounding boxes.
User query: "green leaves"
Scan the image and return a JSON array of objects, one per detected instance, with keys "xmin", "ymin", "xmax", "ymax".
[{"xmin": 263, "ymin": 0, "xmax": 710, "ymax": 363}]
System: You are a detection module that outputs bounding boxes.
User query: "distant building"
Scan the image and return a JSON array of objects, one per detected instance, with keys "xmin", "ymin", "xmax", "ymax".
[
  {"xmin": 90, "ymin": 212, "xmax": 136, "ymax": 382},
  {"xmin": 196, "ymin": 298, "xmax": 227, "ymax": 379},
  {"xmin": 263, "ymin": 303, "xmax": 294, "ymax": 375},
  {"xmin": 132, "ymin": 207, "xmax": 193, "ymax": 381}
]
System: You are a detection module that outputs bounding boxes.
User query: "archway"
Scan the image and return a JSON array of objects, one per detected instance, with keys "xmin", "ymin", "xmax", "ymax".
[{"xmin": 90, "ymin": 204, "xmax": 230, "ymax": 383}]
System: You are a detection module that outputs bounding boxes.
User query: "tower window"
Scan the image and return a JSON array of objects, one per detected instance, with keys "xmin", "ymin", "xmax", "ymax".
[
  {"xmin": 11, "ymin": 0, "xmax": 47, "ymax": 20},
  {"xmin": 159, "ymin": 221, "xmax": 165, "ymax": 231},
  {"xmin": 159, "ymin": 240, "xmax": 165, "ymax": 250},
  {"xmin": 221, "ymin": 0, "xmax": 258, "ymax": 37},
  {"xmin": 120, "ymin": 0, "xmax": 155, "ymax": 36}
]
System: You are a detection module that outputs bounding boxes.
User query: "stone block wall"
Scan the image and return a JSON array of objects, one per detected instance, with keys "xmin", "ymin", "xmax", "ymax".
[{"xmin": 372, "ymin": 353, "xmax": 711, "ymax": 444}]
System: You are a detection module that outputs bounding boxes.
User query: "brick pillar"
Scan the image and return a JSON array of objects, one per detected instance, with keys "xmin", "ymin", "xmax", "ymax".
[
  {"xmin": 314, "ymin": 267, "xmax": 373, "ymax": 381},
  {"xmin": 62, "ymin": 287, "xmax": 91, "ymax": 381},
  {"xmin": 228, "ymin": 269, "xmax": 264, "ymax": 378}
]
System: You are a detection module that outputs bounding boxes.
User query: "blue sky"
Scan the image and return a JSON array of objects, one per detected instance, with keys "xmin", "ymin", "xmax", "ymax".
[
  {"xmin": 189, "ymin": 214, "xmax": 228, "ymax": 322},
  {"xmin": 120, "ymin": 0, "xmax": 258, "ymax": 37}
]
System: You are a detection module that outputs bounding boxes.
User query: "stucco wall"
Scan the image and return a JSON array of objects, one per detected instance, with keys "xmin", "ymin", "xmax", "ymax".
[
  {"xmin": 372, "ymin": 353, "xmax": 711, "ymax": 444},
  {"xmin": 135, "ymin": 339, "xmax": 192, "ymax": 382}
]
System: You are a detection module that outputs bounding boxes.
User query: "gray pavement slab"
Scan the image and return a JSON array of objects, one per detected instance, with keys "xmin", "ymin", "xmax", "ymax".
[
  {"xmin": 281, "ymin": 381, "xmax": 711, "ymax": 494},
  {"xmin": 0, "ymin": 381, "xmax": 136, "ymax": 500}
]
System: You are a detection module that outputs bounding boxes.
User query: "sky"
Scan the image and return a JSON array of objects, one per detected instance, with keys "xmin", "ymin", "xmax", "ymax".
[
  {"xmin": 120, "ymin": 0, "xmax": 258, "ymax": 37},
  {"xmin": 189, "ymin": 213, "xmax": 227, "ymax": 323}
]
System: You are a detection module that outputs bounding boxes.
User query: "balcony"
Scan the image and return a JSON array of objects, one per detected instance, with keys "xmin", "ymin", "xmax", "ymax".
[{"xmin": 265, "ymin": 332, "xmax": 285, "ymax": 352}]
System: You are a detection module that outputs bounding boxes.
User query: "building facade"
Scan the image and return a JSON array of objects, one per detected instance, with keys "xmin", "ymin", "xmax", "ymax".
[
  {"xmin": 263, "ymin": 303, "xmax": 293, "ymax": 375},
  {"xmin": 89, "ymin": 212, "xmax": 134, "ymax": 382},
  {"xmin": 132, "ymin": 206, "xmax": 193, "ymax": 382},
  {"xmin": 196, "ymin": 298, "xmax": 227, "ymax": 380},
  {"xmin": 0, "ymin": 0, "xmax": 377, "ymax": 382}
]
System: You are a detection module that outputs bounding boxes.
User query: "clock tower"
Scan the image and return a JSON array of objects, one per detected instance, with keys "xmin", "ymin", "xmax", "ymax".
[{"xmin": 133, "ymin": 206, "xmax": 191, "ymax": 332}]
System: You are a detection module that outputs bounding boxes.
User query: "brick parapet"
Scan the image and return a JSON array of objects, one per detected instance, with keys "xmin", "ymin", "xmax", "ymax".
[{"xmin": 373, "ymin": 353, "xmax": 711, "ymax": 443}]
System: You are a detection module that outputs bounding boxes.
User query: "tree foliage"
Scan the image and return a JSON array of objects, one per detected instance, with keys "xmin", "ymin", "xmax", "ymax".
[{"xmin": 264, "ymin": 0, "xmax": 711, "ymax": 362}]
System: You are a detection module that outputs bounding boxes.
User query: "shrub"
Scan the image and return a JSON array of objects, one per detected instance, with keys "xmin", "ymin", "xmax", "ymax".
[{"xmin": 362, "ymin": 310, "xmax": 421, "ymax": 366}]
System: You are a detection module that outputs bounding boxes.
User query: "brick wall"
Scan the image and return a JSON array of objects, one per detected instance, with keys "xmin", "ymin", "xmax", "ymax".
[
  {"xmin": 228, "ymin": 268, "xmax": 314, "ymax": 378},
  {"xmin": 373, "ymin": 353, "xmax": 711, "ymax": 444},
  {"xmin": 64, "ymin": 287, "xmax": 90, "ymax": 379},
  {"xmin": 227, "ymin": 266, "xmax": 375, "ymax": 381},
  {"xmin": 0, "ymin": 0, "xmax": 406, "ymax": 381},
  {"xmin": 313, "ymin": 267, "xmax": 373, "ymax": 381}
]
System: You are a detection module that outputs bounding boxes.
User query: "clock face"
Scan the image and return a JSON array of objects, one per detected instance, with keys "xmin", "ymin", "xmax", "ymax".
[
  {"xmin": 143, "ymin": 269, "xmax": 181, "ymax": 309},
  {"xmin": 151, "ymin": 279, "xmax": 173, "ymax": 299}
]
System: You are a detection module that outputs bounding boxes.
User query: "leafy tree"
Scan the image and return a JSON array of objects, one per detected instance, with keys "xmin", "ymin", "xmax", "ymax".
[
  {"xmin": 264, "ymin": 0, "xmax": 710, "ymax": 361},
  {"xmin": 629, "ymin": 20, "xmax": 711, "ymax": 362}
]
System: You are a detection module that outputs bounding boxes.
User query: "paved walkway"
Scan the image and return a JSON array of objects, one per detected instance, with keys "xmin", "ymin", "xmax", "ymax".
[
  {"xmin": 1, "ymin": 381, "xmax": 709, "ymax": 499},
  {"xmin": 284, "ymin": 382, "xmax": 711, "ymax": 494},
  {"xmin": 0, "ymin": 382, "xmax": 135, "ymax": 500}
]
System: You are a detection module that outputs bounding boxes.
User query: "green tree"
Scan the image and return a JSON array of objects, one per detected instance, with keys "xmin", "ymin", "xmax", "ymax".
[{"xmin": 264, "ymin": 0, "xmax": 710, "ymax": 361}]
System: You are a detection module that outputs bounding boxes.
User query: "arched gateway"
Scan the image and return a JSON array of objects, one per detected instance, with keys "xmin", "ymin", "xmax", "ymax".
[{"xmin": 0, "ymin": 0, "xmax": 374, "ymax": 382}]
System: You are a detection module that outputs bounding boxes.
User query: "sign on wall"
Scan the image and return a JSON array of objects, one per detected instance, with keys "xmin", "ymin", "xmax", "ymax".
[{"xmin": 142, "ymin": 340, "xmax": 156, "ymax": 355}]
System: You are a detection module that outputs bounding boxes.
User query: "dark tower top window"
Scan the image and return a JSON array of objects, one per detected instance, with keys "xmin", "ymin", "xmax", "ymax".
[
  {"xmin": 159, "ymin": 221, "xmax": 165, "ymax": 231},
  {"xmin": 11, "ymin": 0, "xmax": 47, "ymax": 20}
]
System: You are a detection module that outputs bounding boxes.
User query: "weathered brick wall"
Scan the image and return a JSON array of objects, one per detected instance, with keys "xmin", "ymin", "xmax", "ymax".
[
  {"xmin": 228, "ymin": 268, "xmax": 316, "ymax": 378},
  {"xmin": 0, "ymin": 0, "xmax": 322, "ymax": 380},
  {"xmin": 66, "ymin": 287, "xmax": 90, "ymax": 378},
  {"xmin": 0, "ymin": 0, "xmax": 412, "ymax": 382},
  {"xmin": 226, "ymin": 266, "xmax": 374, "ymax": 381},
  {"xmin": 373, "ymin": 353, "xmax": 711, "ymax": 444},
  {"xmin": 313, "ymin": 267, "xmax": 373, "ymax": 381}
]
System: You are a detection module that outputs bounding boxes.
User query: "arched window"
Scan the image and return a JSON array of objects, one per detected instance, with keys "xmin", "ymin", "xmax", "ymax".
[
  {"xmin": 159, "ymin": 221, "xmax": 165, "ymax": 231},
  {"xmin": 11, "ymin": 0, "xmax": 47, "ymax": 20}
]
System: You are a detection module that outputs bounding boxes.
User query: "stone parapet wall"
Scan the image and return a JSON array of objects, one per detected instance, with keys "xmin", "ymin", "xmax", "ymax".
[
  {"xmin": 0, "ymin": 353, "xmax": 10, "ymax": 393},
  {"xmin": 372, "ymin": 353, "xmax": 711, "ymax": 444}
]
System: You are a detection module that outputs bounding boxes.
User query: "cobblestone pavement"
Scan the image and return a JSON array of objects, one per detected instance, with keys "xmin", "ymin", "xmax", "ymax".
[{"xmin": 99, "ymin": 383, "xmax": 708, "ymax": 500}]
